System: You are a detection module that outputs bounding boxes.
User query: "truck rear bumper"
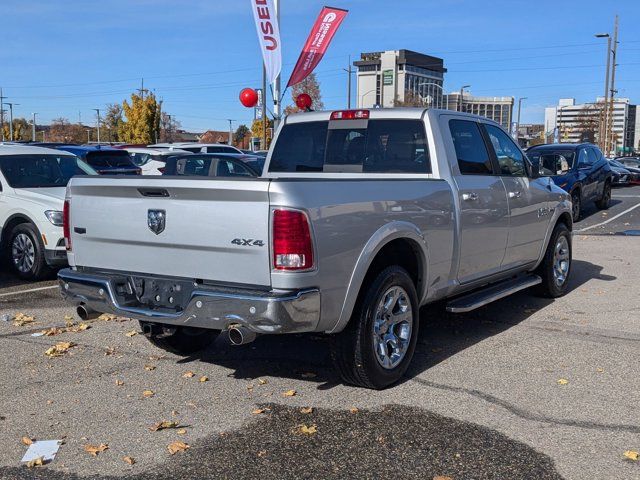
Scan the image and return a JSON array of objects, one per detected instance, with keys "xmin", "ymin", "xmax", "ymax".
[{"xmin": 58, "ymin": 268, "xmax": 321, "ymax": 334}]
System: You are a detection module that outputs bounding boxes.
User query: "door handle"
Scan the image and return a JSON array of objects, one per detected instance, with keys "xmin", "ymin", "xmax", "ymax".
[
  {"xmin": 462, "ymin": 192, "xmax": 478, "ymax": 201},
  {"xmin": 508, "ymin": 191, "xmax": 522, "ymax": 199}
]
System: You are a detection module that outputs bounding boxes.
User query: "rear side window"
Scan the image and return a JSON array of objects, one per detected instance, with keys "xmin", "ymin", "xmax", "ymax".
[
  {"xmin": 269, "ymin": 119, "xmax": 430, "ymax": 174},
  {"xmin": 484, "ymin": 124, "xmax": 526, "ymax": 176},
  {"xmin": 206, "ymin": 146, "xmax": 237, "ymax": 154},
  {"xmin": 449, "ymin": 120, "xmax": 493, "ymax": 175},
  {"xmin": 216, "ymin": 160, "xmax": 254, "ymax": 177},
  {"xmin": 175, "ymin": 158, "xmax": 212, "ymax": 175}
]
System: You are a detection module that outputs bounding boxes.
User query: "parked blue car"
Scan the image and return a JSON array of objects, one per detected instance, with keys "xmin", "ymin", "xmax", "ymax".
[
  {"xmin": 526, "ymin": 143, "xmax": 613, "ymax": 221},
  {"xmin": 55, "ymin": 145, "xmax": 141, "ymax": 175}
]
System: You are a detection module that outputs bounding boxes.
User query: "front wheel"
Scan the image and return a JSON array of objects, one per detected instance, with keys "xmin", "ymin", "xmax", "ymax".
[
  {"xmin": 139, "ymin": 322, "xmax": 219, "ymax": 356},
  {"xmin": 535, "ymin": 223, "xmax": 572, "ymax": 298},
  {"xmin": 7, "ymin": 223, "xmax": 51, "ymax": 280},
  {"xmin": 571, "ymin": 190, "xmax": 582, "ymax": 222},
  {"xmin": 595, "ymin": 181, "xmax": 611, "ymax": 210},
  {"xmin": 330, "ymin": 266, "xmax": 419, "ymax": 389}
]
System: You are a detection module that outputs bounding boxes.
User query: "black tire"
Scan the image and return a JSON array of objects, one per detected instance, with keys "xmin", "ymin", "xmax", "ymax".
[
  {"xmin": 570, "ymin": 190, "xmax": 581, "ymax": 222},
  {"xmin": 330, "ymin": 266, "xmax": 419, "ymax": 390},
  {"xmin": 139, "ymin": 321, "xmax": 219, "ymax": 356},
  {"xmin": 7, "ymin": 223, "xmax": 51, "ymax": 280},
  {"xmin": 595, "ymin": 181, "xmax": 611, "ymax": 210},
  {"xmin": 535, "ymin": 222, "xmax": 572, "ymax": 298}
]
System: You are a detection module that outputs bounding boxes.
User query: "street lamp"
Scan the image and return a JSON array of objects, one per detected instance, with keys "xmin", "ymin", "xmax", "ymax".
[
  {"xmin": 516, "ymin": 97, "xmax": 527, "ymax": 141},
  {"xmin": 5, "ymin": 103, "xmax": 19, "ymax": 141},
  {"xmin": 595, "ymin": 33, "xmax": 611, "ymax": 152},
  {"xmin": 360, "ymin": 89, "xmax": 378, "ymax": 108},
  {"xmin": 31, "ymin": 113, "xmax": 37, "ymax": 142},
  {"xmin": 459, "ymin": 85, "xmax": 471, "ymax": 112},
  {"xmin": 418, "ymin": 82, "xmax": 446, "ymax": 109}
]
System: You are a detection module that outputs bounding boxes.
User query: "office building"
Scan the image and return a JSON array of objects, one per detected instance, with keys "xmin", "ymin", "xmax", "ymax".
[
  {"xmin": 354, "ymin": 50, "xmax": 446, "ymax": 109},
  {"xmin": 444, "ymin": 92, "xmax": 514, "ymax": 130}
]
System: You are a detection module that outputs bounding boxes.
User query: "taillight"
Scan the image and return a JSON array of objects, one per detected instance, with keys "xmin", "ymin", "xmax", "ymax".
[
  {"xmin": 272, "ymin": 209, "xmax": 314, "ymax": 271},
  {"xmin": 330, "ymin": 110, "xmax": 370, "ymax": 120},
  {"xmin": 63, "ymin": 200, "xmax": 71, "ymax": 251}
]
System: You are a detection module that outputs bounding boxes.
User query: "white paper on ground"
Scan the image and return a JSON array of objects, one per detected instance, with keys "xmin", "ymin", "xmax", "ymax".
[{"xmin": 21, "ymin": 440, "xmax": 62, "ymax": 463}]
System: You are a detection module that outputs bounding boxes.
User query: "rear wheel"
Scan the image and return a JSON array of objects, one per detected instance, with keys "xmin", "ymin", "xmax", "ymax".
[
  {"xmin": 7, "ymin": 223, "xmax": 51, "ymax": 280},
  {"xmin": 595, "ymin": 181, "xmax": 611, "ymax": 209},
  {"xmin": 330, "ymin": 266, "xmax": 419, "ymax": 389},
  {"xmin": 139, "ymin": 321, "xmax": 219, "ymax": 355},
  {"xmin": 535, "ymin": 222, "xmax": 572, "ymax": 298},
  {"xmin": 571, "ymin": 190, "xmax": 581, "ymax": 222}
]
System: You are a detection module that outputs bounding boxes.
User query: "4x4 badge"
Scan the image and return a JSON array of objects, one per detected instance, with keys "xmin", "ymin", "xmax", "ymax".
[{"xmin": 148, "ymin": 210, "xmax": 166, "ymax": 235}]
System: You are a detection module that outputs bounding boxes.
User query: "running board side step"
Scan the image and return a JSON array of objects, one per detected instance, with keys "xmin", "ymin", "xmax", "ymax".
[{"xmin": 446, "ymin": 275, "xmax": 542, "ymax": 313}]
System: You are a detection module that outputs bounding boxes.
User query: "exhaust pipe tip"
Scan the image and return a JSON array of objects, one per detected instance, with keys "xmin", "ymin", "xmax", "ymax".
[
  {"xmin": 228, "ymin": 326, "xmax": 257, "ymax": 346},
  {"xmin": 76, "ymin": 305, "xmax": 101, "ymax": 321}
]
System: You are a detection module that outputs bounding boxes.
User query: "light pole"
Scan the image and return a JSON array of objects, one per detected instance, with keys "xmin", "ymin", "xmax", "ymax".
[
  {"xmin": 459, "ymin": 85, "xmax": 471, "ymax": 112},
  {"xmin": 6, "ymin": 103, "xmax": 19, "ymax": 141},
  {"xmin": 360, "ymin": 89, "xmax": 378, "ymax": 108},
  {"xmin": 93, "ymin": 108, "xmax": 101, "ymax": 143},
  {"xmin": 418, "ymin": 82, "xmax": 445, "ymax": 109},
  {"xmin": 86, "ymin": 129, "xmax": 91, "ymax": 143},
  {"xmin": 595, "ymin": 33, "xmax": 611, "ymax": 152},
  {"xmin": 31, "ymin": 113, "xmax": 37, "ymax": 142},
  {"xmin": 227, "ymin": 119, "xmax": 235, "ymax": 146},
  {"xmin": 342, "ymin": 55, "xmax": 354, "ymax": 109},
  {"xmin": 516, "ymin": 97, "xmax": 527, "ymax": 141}
]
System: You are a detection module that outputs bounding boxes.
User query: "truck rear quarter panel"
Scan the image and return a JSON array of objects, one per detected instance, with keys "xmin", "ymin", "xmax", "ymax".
[{"xmin": 268, "ymin": 179, "xmax": 455, "ymax": 333}]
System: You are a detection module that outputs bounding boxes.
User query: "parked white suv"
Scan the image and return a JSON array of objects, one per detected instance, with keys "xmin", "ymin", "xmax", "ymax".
[
  {"xmin": 148, "ymin": 143, "xmax": 243, "ymax": 155},
  {"xmin": 0, "ymin": 145, "xmax": 96, "ymax": 279},
  {"xmin": 125, "ymin": 147, "xmax": 190, "ymax": 175}
]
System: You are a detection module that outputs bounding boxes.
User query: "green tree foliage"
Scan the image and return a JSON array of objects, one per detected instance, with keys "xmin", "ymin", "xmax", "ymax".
[
  {"xmin": 119, "ymin": 91, "xmax": 161, "ymax": 144},
  {"xmin": 234, "ymin": 124, "xmax": 250, "ymax": 145},
  {"xmin": 284, "ymin": 73, "xmax": 324, "ymax": 114},
  {"xmin": 250, "ymin": 118, "xmax": 274, "ymax": 149}
]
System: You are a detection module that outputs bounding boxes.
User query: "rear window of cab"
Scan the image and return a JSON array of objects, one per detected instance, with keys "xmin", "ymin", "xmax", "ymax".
[{"xmin": 269, "ymin": 120, "xmax": 431, "ymax": 174}]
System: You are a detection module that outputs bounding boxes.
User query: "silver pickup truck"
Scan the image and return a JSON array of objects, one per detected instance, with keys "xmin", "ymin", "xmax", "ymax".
[{"xmin": 59, "ymin": 108, "xmax": 573, "ymax": 389}]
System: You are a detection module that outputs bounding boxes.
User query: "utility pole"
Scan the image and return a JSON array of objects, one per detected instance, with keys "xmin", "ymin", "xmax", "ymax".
[
  {"xmin": 78, "ymin": 111, "xmax": 82, "ymax": 126},
  {"xmin": 6, "ymin": 103, "xmax": 19, "ymax": 141},
  {"xmin": 272, "ymin": 0, "xmax": 281, "ymax": 129},
  {"xmin": 227, "ymin": 119, "xmax": 234, "ymax": 146},
  {"xmin": 93, "ymin": 108, "xmax": 101, "ymax": 143},
  {"xmin": 516, "ymin": 97, "xmax": 527, "ymax": 141},
  {"xmin": 166, "ymin": 114, "xmax": 172, "ymax": 142},
  {"xmin": 607, "ymin": 15, "xmax": 619, "ymax": 157},
  {"xmin": 343, "ymin": 55, "xmax": 354, "ymax": 109},
  {"xmin": 86, "ymin": 129, "xmax": 91, "ymax": 143},
  {"xmin": 595, "ymin": 33, "xmax": 612, "ymax": 151},
  {"xmin": 138, "ymin": 78, "xmax": 145, "ymax": 100},
  {"xmin": 31, "ymin": 113, "xmax": 37, "ymax": 142},
  {"xmin": 0, "ymin": 88, "xmax": 7, "ymax": 142}
]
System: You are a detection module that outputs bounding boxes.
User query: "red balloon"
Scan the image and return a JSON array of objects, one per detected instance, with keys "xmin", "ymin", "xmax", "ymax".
[
  {"xmin": 239, "ymin": 88, "xmax": 259, "ymax": 108},
  {"xmin": 296, "ymin": 93, "xmax": 313, "ymax": 111}
]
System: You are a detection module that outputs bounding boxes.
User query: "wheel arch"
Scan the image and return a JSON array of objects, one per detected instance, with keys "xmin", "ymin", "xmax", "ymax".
[
  {"xmin": 1, "ymin": 214, "xmax": 35, "ymax": 247},
  {"xmin": 328, "ymin": 221, "xmax": 429, "ymax": 334}
]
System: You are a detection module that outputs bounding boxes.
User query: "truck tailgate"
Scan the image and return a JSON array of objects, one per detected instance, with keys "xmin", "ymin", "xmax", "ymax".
[{"xmin": 67, "ymin": 177, "xmax": 272, "ymax": 286}]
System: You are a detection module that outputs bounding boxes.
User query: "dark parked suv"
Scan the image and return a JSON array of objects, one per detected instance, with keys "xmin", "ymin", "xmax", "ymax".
[
  {"xmin": 55, "ymin": 145, "xmax": 141, "ymax": 175},
  {"xmin": 527, "ymin": 143, "xmax": 613, "ymax": 221}
]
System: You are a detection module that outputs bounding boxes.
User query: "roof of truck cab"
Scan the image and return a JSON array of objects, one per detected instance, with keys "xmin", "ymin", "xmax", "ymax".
[
  {"xmin": 283, "ymin": 108, "xmax": 501, "ymax": 125},
  {"xmin": 0, "ymin": 144, "xmax": 76, "ymax": 156}
]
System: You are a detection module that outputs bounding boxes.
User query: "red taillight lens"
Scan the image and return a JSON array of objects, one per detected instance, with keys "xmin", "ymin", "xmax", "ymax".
[
  {"xmin": 272, "ymin": 209, "xmax": 314, "ymax": 271},
  {"xmin": 330, "ymin": 110, "xmax": 370, "ymax": 120},
  {"xmin": 63, "ymin": 200, "xmax": 71, "ymax": 251}
]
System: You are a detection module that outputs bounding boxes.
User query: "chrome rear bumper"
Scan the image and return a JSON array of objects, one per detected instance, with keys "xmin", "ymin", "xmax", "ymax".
[{"xmin": 58, "ymin": 268, "xmax": 321, "ymax": 334}]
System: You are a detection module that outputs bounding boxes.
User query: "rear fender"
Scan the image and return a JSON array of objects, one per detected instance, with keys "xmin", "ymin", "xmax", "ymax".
[{"xmin": 327, "ymin": 221, "xmax": 429, "ymax": 334}]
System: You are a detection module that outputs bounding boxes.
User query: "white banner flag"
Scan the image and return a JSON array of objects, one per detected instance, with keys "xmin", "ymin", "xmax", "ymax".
[{"xmin": 250, "ymin": 0, "xmax": 282, "ymax": 85}]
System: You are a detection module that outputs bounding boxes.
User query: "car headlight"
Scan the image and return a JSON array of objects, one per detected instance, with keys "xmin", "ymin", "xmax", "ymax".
[{"xmin": 45, "ymin": 210, "xmax": 64, "ymax": 226}]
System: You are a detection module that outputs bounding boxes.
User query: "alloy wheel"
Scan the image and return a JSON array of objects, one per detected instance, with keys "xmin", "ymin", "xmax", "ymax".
[{"xmin": 372, "ymin": 286, "xmax": 413, "ymax": 370}]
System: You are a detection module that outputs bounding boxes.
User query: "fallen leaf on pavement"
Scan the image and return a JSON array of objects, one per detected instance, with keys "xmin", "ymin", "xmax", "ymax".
[
  {"xmin": 21, "ymin": 436, "xmax": 34, "ymax": 446},
  {"xmin": 84, "ymin": 443, "xmax": 109, "ymax": 456},
  {"xmin": 300, "ymin": 407, "xmax": 313, "ymax": 414},
  {"xmin": 258, "ymin": 378, "xmax": 267, "ymax": 385},
  {"xmin": 557, "ymin": 379, "xmax": 569, "ymax": 385},
  {"xmin": 596, "ymin": 368, "xmax": 604, "ymax": 373},
  {"xmin": 144, "ymin": 365, "xmax": 156, "ymax": 371},
  {"xmin": 623, "ymin": 450, "xmax": 639, "ymax": 461},
  {"xmin": 44, "ymin": 342, "xmax": 76, "ymax": 357},
  {"xmin": 257, "ymin": 450, "xmax": 267, "ymax": 457},
  {"xmin": 252, "ymin": 408, "xmax": 267, "ymax": 415},
  {"xmin": 433, "ymin": 476, "xmax": 454, "ymax": 480},
  {"xmin": 115, "ymin": 379, "xmax": 124, "ymax": 386},
  {"xmin": 142, "ymin": 390, "xmax": 155, "ymax": 398},
  {"xmin": 12, "ymin": 313, "xmax": 35, "ymax": 327},
  {"xmin": 104, "ymin": 347, "xmax": 116, "ymax": 356},
  {"xmin": 98, "ymin": 314, "xmax": 117, "ymax": 321},
  {"xmin": 150, "ymin": 421, "xmax": 179, "ymax": 431},
  {"xmin": 282, "ymin": 389, "xmax": 296, "ymax": 397},
  {"xmin": 25, "ymin": 456, "xmax": 45, "ymax": 468},
  {"xmin": 294, "ymin": 424, "xmax": 317, "ymax": 435},
  {"xmin": 42, "ymin": 327, "xmax": 65, "ymax": 336},
  {"xmin": 125, "ymin": 330, "xmax": 138, "ymax": 337},
  {"xmin": 199, "ymin": 376, "xmax": 208, "ymax": 383},
  {"xmin": 182, "ymin": 371, "xmax": 195, "ymax": 378},
  {"xmin": 123, "ymin": 456, "xmax": 135, "ymax": 465},
  {"xmin": 167, "ymin": 441, "xmax": 189, "ymax": 455},
  {"xmin": 349, "ymin": 407, "xmax": 359, "ymax": 414},
  {"xmin": 177, "ymin": 429, "xmax": 187, "ymax": 435}
]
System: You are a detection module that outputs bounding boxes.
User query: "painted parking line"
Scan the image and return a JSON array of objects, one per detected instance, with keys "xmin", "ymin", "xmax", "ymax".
[
  {"xmin": 0, "ymin": 285, "xmax": 58, "ymax": 298},
  {"xmin": 576, "ymin": 202, "xmax": 640, "ymax": 233},
  {"xmin": 612, "ymin": 194, "xmax": 640, "ymax": 198}
]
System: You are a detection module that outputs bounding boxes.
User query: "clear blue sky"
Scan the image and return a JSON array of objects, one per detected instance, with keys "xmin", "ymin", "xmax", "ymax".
[{"xmin": 1, "ymin": 0, "xmax": 638, "ymax": 132}]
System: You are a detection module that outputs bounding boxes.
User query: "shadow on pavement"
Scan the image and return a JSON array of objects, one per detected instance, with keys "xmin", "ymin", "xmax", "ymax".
[{"xmin": 180, "ymin": 258, "xmax": 614, "ymax": 390}]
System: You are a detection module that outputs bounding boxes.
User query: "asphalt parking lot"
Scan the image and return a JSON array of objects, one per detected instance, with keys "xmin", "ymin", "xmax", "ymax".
[{"xmin": 1, "ymin": 186, "xmax": 639, "ymax": 480}]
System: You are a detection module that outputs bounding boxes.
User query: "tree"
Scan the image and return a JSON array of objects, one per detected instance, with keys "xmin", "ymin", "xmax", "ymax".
[
  {"xmin": 575, "ymin": 105, "xmax": 601, "ymax": 143},
  {"xmin": 284, "ymin": 73, "xmax": 324, "ymax": 114},
  {"xmin": 251, "ymin": 118, "xmax": 274, "ymax": 149},
  {"xmin": 234, "ymin": 124, "xmax": 250, "ymax": 148},
  {"xmin": 159, "ymin": 113, "xmax": 181, "ymax": 142},
  {"xmin": 394, "ymin": 90, "xmax": 426, "ymax": 107},
  {"xmin": 103, "ymin": 103, "xmax": 124, "ymax": 142},
  {"xmin": 1, "ymin": 118, "xmax": 31, "ymax": 141},
  {"xmin": 47, "ymin": 118, "xmax": 87, "ymax": 144},
  {"xmin": 119, "ymin": 90, "xmax": 161, "ymax": 144}
]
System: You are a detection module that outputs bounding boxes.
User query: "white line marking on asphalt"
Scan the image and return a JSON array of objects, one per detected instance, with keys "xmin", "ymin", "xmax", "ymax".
[
  {"xmin": 0, "ymin": 285, "xmax": 58, "ymax": 298},
  {"xmin": 576, "ymin": 202, "xmax": 640, "ymax": 232},
  {"xmin": 613, "ymin": 194, "xmax": 640, "ymax": 198}
]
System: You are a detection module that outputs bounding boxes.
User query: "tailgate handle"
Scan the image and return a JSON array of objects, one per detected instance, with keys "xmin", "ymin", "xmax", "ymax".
[{"xmin": 138, "ymin": 188, "xmax": 170, "ymax": 198}]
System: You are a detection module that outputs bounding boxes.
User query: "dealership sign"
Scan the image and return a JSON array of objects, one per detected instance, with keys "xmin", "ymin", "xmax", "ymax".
[{"xmin": 250, "ymin": 0, "xmax": 282, "ymax": 85}]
